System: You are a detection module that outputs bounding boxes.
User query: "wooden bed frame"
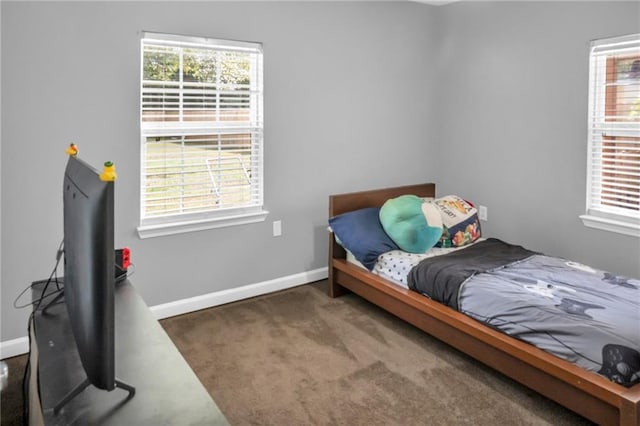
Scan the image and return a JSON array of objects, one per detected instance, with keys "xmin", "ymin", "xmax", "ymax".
[{"xmin": 327, "ymin": 183, "xmax": 640, "ymax": 426}]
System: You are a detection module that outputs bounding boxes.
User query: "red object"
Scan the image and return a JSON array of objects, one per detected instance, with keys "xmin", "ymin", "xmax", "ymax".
[{"xmin": 122, "ymin": 247, "xmax": 131, "ymax": 270}]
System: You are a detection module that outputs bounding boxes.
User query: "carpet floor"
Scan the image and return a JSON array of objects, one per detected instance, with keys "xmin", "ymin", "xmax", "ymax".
[
  {"xmin": 1, "ymin": 280, "xmax": 594, "ymax": 425},
  {"xmin": 161, "ymin": 281, "xmax": 592, "ymax": 426},
  {"xmin": 1, "ymin": 354, "xmax": 27, "ymax": 425}
]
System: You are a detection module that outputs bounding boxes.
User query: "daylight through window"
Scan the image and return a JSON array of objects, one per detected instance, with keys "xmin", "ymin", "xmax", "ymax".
[
  {"xmin": 582, "ymin": 34, "xmax": 640, "ymax": 236},
  {"xmin": 139, "ymin": 33, "xmax": 265, "ymax": 237}
]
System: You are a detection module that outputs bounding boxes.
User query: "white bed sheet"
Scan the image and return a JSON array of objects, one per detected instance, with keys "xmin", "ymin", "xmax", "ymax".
[{"xmin": 346, "ymin": 241, "xmax": 482, "ymax": 288}]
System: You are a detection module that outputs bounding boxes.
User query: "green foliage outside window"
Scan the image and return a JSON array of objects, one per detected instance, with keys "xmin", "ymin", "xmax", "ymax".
[{"xmin": 143, "ymin": 45, "xmax": 250, "ymax": 86}]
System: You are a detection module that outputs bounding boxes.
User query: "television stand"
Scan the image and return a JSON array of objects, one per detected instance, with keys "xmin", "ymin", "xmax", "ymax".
[
  {"xmin": 52, "ymin": 377, "xmax": 135, "ymax": 415},
  {"xmin": 28, "ymin": 279, "xmax": 228, "ymax": 425}
]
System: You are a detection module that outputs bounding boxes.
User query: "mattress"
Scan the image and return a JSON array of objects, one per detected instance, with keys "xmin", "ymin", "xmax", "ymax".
[{"xmin": 346, "ymin": 242, "xmax": 480, "ymax": 288}]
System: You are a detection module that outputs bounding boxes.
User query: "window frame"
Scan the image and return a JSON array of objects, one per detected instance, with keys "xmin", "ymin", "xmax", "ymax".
[
  {"xmin": 137, "ymin": 32, "xmax": 267, "ymax": 239},
  {"xmin": 580, "ymin": 33, "xmax": 640, "ymax": 237}
]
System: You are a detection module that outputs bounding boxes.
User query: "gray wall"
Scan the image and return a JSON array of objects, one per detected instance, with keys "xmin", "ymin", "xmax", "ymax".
[
  {"xmin": 1, "ymin": 1, "xmax": 437, "ymax": 341},
  {"xmin": 2, "ymin": 1, "xmax": 638, "ymax": 345},
  {"xmin": 433, "ymin": 1, "xmax": 640, "ymax": 278}
]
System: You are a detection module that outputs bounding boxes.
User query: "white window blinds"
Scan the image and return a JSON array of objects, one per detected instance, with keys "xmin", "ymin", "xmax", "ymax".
[
  {"xmin": 140, "ymin": 32, "xmax": 264, "ymax": 234},
  {"xmin": 584, "ymin": 34, "xmax": 640, "ymax": 235}
]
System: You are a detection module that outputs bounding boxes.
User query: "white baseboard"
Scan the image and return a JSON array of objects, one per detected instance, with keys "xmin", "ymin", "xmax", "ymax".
[
  {"xmin": 0, "ymin": 267, "xmax": 328, "ymax": 359},
  {"xmin": 150, "ymin": 267, "xmax": 328, "ymax": 320},
  {"xmin": 1, "ymin": 336, "xmax": 30, "ymax": 359}
]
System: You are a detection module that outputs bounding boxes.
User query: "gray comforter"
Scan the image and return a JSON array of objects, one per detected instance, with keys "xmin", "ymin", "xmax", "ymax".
[{"xmin": 407, "ymin": 238, "xmax": 640, "ymax": 387}]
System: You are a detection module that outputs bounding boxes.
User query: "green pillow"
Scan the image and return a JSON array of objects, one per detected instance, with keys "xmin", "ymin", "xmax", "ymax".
[{"xmin": 379, "ymin": 195, "xmax": 443, "ymax": 253}]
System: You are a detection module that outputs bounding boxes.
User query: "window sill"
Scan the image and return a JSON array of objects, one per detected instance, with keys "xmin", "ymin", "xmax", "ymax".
[
  {"xmin": 579, "ymin": 214, "xmax": 640, "ymax": 238},
  {"xmin": 137, "ymin": 209, "xmax": 269, "ymax": 239}
]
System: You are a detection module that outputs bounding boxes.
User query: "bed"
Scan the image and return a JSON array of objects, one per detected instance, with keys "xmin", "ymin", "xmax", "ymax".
[{"xmin": 327, "ymin": 183, "xmax": 640, "ymax": 426}]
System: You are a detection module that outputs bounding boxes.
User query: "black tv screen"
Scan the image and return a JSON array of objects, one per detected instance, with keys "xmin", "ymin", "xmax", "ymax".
[{"xmin": 63, "ymin": 155, "xmax": 115, "ymax": 391}]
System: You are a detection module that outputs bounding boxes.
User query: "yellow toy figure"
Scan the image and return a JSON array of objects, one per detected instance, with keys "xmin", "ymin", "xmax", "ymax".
[
  {"xmin": 65, "ymin": 143, "xmax": 79, "ymax": 156},
  {"xmin": 100, "ymin": 161, "xmax": 117, "ymax": 182}
]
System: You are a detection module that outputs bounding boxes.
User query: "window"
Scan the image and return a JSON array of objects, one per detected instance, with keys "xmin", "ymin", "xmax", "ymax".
[
  {"xmin": 581, "ymin": 34, "xmax": 640, "ymax": 237},
  {"xmin": 138, "ymin": 32, "xmax": 266, "ymax": 238}
]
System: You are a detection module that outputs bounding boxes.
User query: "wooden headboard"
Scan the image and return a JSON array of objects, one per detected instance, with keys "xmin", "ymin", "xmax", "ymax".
[
  {"xmin": 328, "ymin": 183, "xmax": 436, "ymax": 263},
  {"xmin": 328, "ymin": 183, "xmax": 436, "ymax": 217}
]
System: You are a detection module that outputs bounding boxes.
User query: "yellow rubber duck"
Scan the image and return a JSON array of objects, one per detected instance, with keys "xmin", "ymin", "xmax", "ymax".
[
  {"xmin": 65, "ymin": 143, "xmax": 78, "ymax": 156},
  {"xmin": 100, "ymin": 161, "xmax": 117, "ymax": 182}
]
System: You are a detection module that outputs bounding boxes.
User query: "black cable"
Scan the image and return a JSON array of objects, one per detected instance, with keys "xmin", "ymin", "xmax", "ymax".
[
  {"xmin": 34, "ymin": 242, "xmax": 64, "ymax": 312},
  {"xmin": 13, "ymin": 240, "xmax": 64, "ymax": 310},
  {"xmin": 14, "ymin": 286, "xmax": 64, "ymax": 311},
  {"xmin": 18, "ymin": 240, "xmax": 63, "ymax": 425}
]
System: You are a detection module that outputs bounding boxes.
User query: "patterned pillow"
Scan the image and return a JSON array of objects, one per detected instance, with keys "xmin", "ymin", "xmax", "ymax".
[{"xmin": 433, "ymin": 195, "xmax": 481, "ymax": 247}]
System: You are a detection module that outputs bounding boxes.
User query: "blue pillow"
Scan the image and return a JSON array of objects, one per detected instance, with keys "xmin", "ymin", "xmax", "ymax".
[{"xmin": 329, "ymin": 207, "xmax": 399, "ymax": 270}]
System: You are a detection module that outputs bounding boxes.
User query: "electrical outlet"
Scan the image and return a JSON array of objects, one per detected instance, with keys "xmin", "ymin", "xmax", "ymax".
[
  {"xmin": 479, "ymin": 205, "xmax": 488, "ymax": 221},
  {"xmin": 273, "ymin": 220, "xmax": 282, "ymax": 237}
]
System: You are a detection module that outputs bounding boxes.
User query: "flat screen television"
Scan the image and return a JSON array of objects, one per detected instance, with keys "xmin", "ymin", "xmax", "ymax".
[{"xmin": 53, "ymin": 154, "xmax": 134, "ymax": 413}]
